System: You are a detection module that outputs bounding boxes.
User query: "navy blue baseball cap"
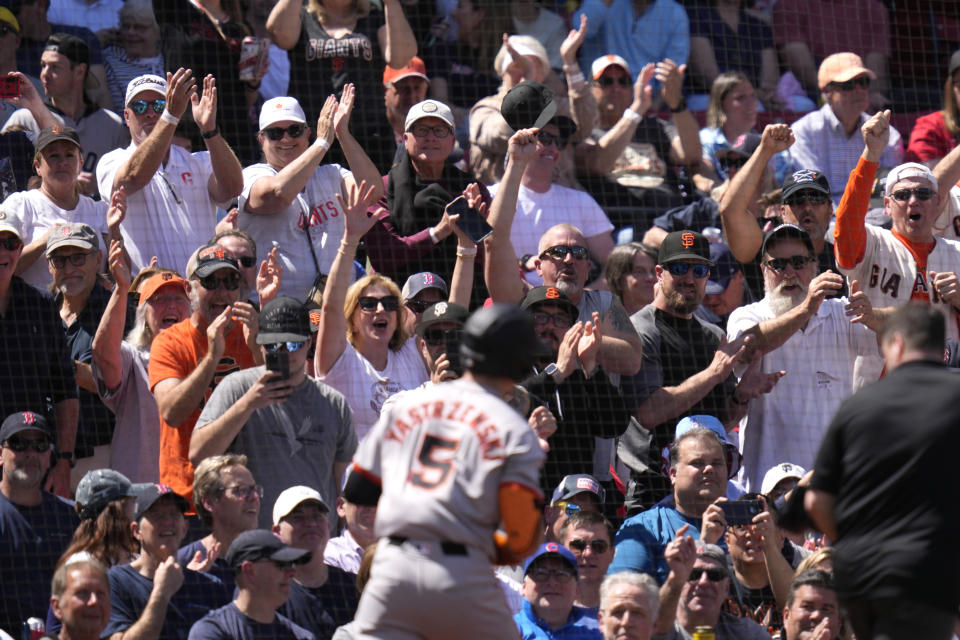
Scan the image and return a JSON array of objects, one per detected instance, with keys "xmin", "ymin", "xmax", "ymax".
[{"xmin": 523, "ymin": 542, "xmax": 578, "ymax": 575}]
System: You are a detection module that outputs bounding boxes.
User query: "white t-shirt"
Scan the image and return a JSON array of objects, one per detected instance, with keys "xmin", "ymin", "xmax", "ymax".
[
  {"xmin": 319, "ymin": 338, "xmax": 428, "ymax": 442},
  {"xmin": 238, "ymin": 162, "xmax": 351, "ymax": 300},
  {"xmin": 486, "ymin": 182, "xmax": 613, "ymax": 282},
  {"xmin": 96, "ymin": 144, "xmax": 220, "ymax": 273},
  {"xmin": 727, "ymin": 297, "xmax": 879, "ymax": 491},
  {"xmin": 2, "ymin": 189, "xmax": 107, "ymax": 289},
  {"xmin": 933, "ymin": 184, "xmax": 960, "ymax": 241}
]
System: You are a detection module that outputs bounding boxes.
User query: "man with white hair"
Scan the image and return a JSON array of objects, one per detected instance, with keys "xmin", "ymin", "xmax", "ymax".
[
  {"xmin": 598, "ymin": 572, "xmax": 660, "ymax": 640},
  {"xmin": 833, "ymin": 109, "xmax": 960, "ymax": 343}
]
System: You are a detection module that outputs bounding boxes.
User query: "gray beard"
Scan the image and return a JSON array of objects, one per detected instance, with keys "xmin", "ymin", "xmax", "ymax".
[
  {"xmin": 554, "ymin": 279, "xmax": 581, "ymax": 302},
  {"xmin": 765, "ymin": 287, "xmax": 806, "ymax": 317}
]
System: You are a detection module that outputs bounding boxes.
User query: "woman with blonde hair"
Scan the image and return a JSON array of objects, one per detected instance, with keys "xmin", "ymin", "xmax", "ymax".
[{"xmin": 315, "ymin": 182, "xmax": 428, "ymax": 441}]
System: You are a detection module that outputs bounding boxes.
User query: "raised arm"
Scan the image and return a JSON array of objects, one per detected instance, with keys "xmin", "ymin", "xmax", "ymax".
[
  {"xmin": 658, "ymin": 59, "xmax": 700, "ymax": 166},
  {"xmin": 92, "ymin": 236, "xmax": 131, "ymax": 393},
  {"xmin": 191, "ymin": 75, "xmax": 243, "ymax": 204},
  {"xmin": 112, "ymin": 68, "xmax": 196, "ymax": 195},
  {"xmin": 483, "ymin": 128, "xmax": 540, "ymax": 303},
  {"xmin": 266, "ymin": 0, "xmax": 302, "ymax": 51},
  {"xmin": 448, "ymin": 185, "xmax": 484, "ymax": 307},
  {"xmin": 335, "ymin": 83, "xmax": 385, "ymax": 201},
  {"xmin": 315, "ymin": 181, "xmax": 380, "ymax": 375},
  {"xmin": 720, "ymin": 124, "xmax": 793, "ymax": 262},
  {"xmin": 3, "ymin": 71, "xmax": 58, "ymax": 130},
  {"xmin": 378, "ymin": 0, "xmax": 417, "ymax": 69},
  {"xmin": 560, "ymin": 15, "xmax": 596, "ymax": 143}
]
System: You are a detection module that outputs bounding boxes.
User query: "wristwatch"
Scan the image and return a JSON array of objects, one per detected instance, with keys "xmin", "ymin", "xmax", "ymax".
[
  {"xmin": 669, "ymin": 97, "xmax": 688, "ymax": 113},
  {"xmin": 543, "ymin": 362, "xmax": 562, "ymax": 382},
  {"xmin": 201, "ymin": 126, "xmax": 220, "ymax": 140},
  {"xmin": 55, "ymin": 451, "xmax": 76, "ymax": 468}
]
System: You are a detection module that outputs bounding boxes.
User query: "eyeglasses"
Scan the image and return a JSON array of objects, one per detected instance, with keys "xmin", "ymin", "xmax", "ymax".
[
  {"xmin": 263, "ymin": 123, "xmax": 306, "ymax": 141},
  {"xmin": 891, "ymin": 187, "xmax": 935, "ymax": 203},
  {"xmin": 358, "ymin": 296, "xmax": 399, "ymax": 312},
  {"xmin": 409, "ymin": 124, "xmax": 451, "ymax": 139},
  {"xmin": 263, "ymin": 341, "xmax": 306, "ymax": 353},
  {"xmin": 272, "ymin": 560, "xmax": 299, "ymax": 571},
  {"xmin": 553, "ymin": 501, "xmax": 582, "ymax": 517},
  {"xmin": 763, "ymin": 255, "xmax": 815, "ymax": 272},
  {"xmin": 48, "ymin": 252, "xmax": 91, "ymax": 269},
  {"xmin": 3, "ymin": 436, "xmax": 52, "ymax": 453},
  {"xmin": 567, "ymin": 539, "xmax": 609, "ymax": 554},
  {"xmin": 0, "ymin": 237, "xmax": 23, "ymax": 251},
  {"xmin": 528, "ymin": 567, "xmax": 576, "ymax": 584},
  {"xmin": 536, "ymin": 130, "xmax": 567, "ymax": 149},
  {"xmin": 539, "ymin": 245, "xmax": 589, "ymax": 261},
  {"xmin": 785, "ymin": 192, "xmax": 829, "ymax": 207},
  {"xmin": 597, "ymin": 76, "xmax": 631, "ymax": 88},
  {"xmin": 688, "ymin": 567, "xmax": 727, "ymax": 582},
  {"xmin": 532, "ymin": 310, "xmax": 574, "ymax": 330},
  {"xmin": 405, "ymin": 299, "xmax": 435, "ymax": 315},
  {"xmin": 422, "ymin": 327, "xmax": 461, "ymax": 347},
  {"xmin": 666, "ymin": 262, "xmax": 709, "ymax": 278},
  {"xmin": 720, "ymin": 156, "xmax": 747, "ymax": 171},
  {"xmin": 129, "ymin": 99, "xmax": 166, "ymax": 115},
  {"xmin": 827, "ymin": 75, "xmax": 870, "ymax": 92},
  {"xmin": 199, "ymin": 273, "xmax": 241, "ymax": 291},
  {"xmin": 224, "ymin": 483, "xmax": 263, "ymax": 500},
  {"xmin": 237, "ymin": 255, "xmax": 257, "ymax": 268}
]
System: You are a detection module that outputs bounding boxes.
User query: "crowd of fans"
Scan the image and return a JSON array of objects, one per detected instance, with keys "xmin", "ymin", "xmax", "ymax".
[{"xmin": 1, "ymin": 0, "xmax": 960, "ymax": 637}]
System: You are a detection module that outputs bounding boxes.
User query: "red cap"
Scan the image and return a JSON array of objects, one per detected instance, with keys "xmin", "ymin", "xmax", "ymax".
[{"xmin": 383, "ymin": 56, "xmax": 428, "ymax": 86}]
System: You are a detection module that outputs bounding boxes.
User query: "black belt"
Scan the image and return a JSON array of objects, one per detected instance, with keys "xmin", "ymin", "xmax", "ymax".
[{"xmin": 388, "ymin": 536, "xmax": 467, "ymax": 556}]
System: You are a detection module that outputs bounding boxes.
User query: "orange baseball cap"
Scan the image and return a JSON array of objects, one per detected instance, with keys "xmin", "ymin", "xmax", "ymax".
[
  {"xmin": 137, "ymin": 272, "xmax": 188, "ymax": 307},
  {"xmin": 383, "ymin": 56, "xmax": 428, "ymax": 86}
]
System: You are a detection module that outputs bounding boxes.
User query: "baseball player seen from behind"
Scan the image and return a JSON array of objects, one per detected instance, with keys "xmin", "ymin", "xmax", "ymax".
[{"xmin": 344, "ymin": 303, "xmax": 547, "ymax": 639}]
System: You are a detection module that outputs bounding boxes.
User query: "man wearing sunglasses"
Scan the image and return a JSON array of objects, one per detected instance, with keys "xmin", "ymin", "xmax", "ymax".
[
  {"xmin": 790, "ymin": 53, "xmax": 902, "ymax": 206},
  {"xmin": 150, "ymin": 244, "xmax": 258, "ymax": 507},
  {"xmin": 559, "ymin": 511, "xmax": 616, "ymax": 614},
  {"xmin": 189, "ymin": 529, "xmax": 313, "ymax": 639},
  {"xmin": 400, "ymin": 271, "xmax": 448, "ymax": 338},
  {"xmin": 238, "ymin": 91, "xmax": 382, "ymax": 301},
  {"xmin": 191, "ymin": 295, "xmax": 355, "ymax": 530},
  {"xmin": 726, "ymin": 224, "xmax": 880, "ymax": 492},
  {"xmin": 0, "ymin": 411, "xmax": 80, "ymax": 634},
  {"xmin": 656, "ymin": 543, "xmax": 770, "ymax": 640},
  {"xmin": 833, "ymin": 109, "xmax": 960, "ymax": 346},
  {"xmin": 545, "ymin": 473, "xmax": 606, "ymax": 543},
  {"xmin": 97, "ymin": 71, "xmax": 244, "ymax": 276}
]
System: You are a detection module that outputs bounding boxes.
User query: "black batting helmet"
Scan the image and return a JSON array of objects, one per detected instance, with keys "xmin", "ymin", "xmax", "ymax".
[{"xmin": 460, "ymin": 303, "xmax": 538, "ymax": 381}]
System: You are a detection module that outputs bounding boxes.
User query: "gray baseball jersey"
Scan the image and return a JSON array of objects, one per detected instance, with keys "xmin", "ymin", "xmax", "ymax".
[{"xmin": 351, "ymin": 377, "xmax": 545, "ymax": 560}]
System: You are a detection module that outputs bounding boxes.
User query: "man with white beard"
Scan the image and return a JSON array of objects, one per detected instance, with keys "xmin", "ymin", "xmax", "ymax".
[{"xmin": 726, "ymin": 224, "xmax": 883, "ymax": 491}]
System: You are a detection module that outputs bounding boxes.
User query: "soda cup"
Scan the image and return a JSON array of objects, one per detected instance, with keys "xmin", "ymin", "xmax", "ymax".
[
  {"xmin": 22, "ymin": 617, "xmax": 44, "ymax": 640},
  {"xmin": 239, "ymin": 37, "xmax": 268, "ymax": 82}
]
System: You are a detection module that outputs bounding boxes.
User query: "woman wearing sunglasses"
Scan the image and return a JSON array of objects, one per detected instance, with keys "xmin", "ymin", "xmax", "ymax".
[{"xmin": 315, "ymin": 181, "xmax": 428, "ymax": 442}]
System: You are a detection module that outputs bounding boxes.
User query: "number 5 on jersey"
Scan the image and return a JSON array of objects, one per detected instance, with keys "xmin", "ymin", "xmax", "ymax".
[{"xmin": 410, "ymin": 435, "xmax": 460, "ymax": 489}]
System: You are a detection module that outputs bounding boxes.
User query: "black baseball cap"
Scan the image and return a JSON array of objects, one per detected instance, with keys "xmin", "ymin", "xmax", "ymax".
[
  {"xmin": 521, "ymin": 286, "xmax": 578, "ymax": 323},
  {"xmin": 36, "ymin": 125, "xmax": 81, "ymax": 153},
  {"xmin": 415, "ymin": 301, "xmax": 469, "ymax": 336},
  {"xmin": 781, "ymin": 169, "xmax": 830, "ymax": 201},
  {"xmin": 716, "ymin": 132, "xmax": 760, "ymax": 159},
  {"xmin": 657, "ymin": 231, "xmax": 713, "ymax": 266},
  {"xmin": 45, "ymin": 33, "xmax": 90, "ymax": 67},
  {"xmin": 225, "ymin": 529, "xmax": 312, "ymax": 569},
  {"xmin": 705, "ymin": 242, "xmax": 741, "ymax": 295},
  {"xmin": 257, "ymin": 296, "xmax": 310, "ymax": 344},
  {"xmin": 761, "ymin": 223, "xmax": 816, "ymax": 257},
  {"xmin": 132, "ymin": 483, "xmax": 190, "ymax": 521},
  {"xmin": 501, "ymin": 81, "xmax": 557, "ymax": 132},
  {"xmin": 188, "ymin": 243, "xmax": 241, "ymax": 279},
  {"xmin": 0, "ymin": 411, "xmax": 52, "ymax": 441}
]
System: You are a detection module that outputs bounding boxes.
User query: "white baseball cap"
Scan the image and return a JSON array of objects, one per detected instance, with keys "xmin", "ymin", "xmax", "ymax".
[
  {"xmin": 591, "ymin": 54, "xmax": 631, "ymax": 80},
  {"xmin": 272, "ymin": 485, "xmax": 329, "ymax": 526},
  {"xmin": 0, "ymin": 209, "xmax": 21, "ymax": 240},
  {"xmin": 405, "ymin": 99, "xmax": 455, "ymax": 132},
  {"xmin": 760, "ymin": 462, "xmax": 806, "ymax": 496},
  {"xmin": 125, "ymin": 74, "xmax": 167, "ymax": 106},
  {"xmin": 885, "ymin": 162, "xmax": 939, "ymax": 196},
  {"xmin": 259, "ymin": 97, "xmax": 307, "ymax": 131}
]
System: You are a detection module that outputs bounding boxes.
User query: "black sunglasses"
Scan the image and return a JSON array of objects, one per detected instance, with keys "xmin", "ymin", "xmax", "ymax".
[
  {"xmin": 4, "ymin": 436, "xmax": 52, "ymax": 453},
  {"xmin": 536, "ymin": 129, "xmax": 567, "ymax": 149},
  {"xmin": 597, "ymin": 76, "xmax": 631, "ymax": 88},
  {"xmin": 785, "ymin": 192, "xmax": 829, "ymax": 207},
  {"xmin": 763, "ymin": 255, "xmax": 815, "ymax": 272},
  {"xmin": 405, "ymin": 299, "xmax": 434, "ymax": 315},
  {"xmin": 828, "ymin": 76, "xmax": 870, "ymax": 92},
  {"xmin": 539, "ymin": 245, "xmax": 588, "ymax": 261},
  {"xmin": 891, "ymin": 187, "xmax": 935, "ymax": 203},
  {"xmin": 199, "ymin": 273, "xmax": 241, "ymax": 291},
  {"xmin": 720, "ymin": 156, "xmax": 747, "ymax": 171},
  {"xmin": 263, "ymin": 341, "xmax": 306, "ymax": 353},
  {"xmin": 0, "ymin": 24, "xmax": 15, "ymax": 37},
  {"xmin": 263, "ymin": 123, "xmax": 306, "ymax": 141},
  {"xmin": 129, "ymin": 99, "xmax": 166, "ymax": 115},
  {"xmin": 422, "ymin": 327, "xmax": 462, "ymax": 347},
  {"xmin": 666, "ymin": 262, "xmax": 709, "ymax": 278},
  {"xmin": 358, "ymin": 296, "xmax": 399, "ymax": 312},
  {"xmin": 688, "ymin": 567, "xmax": 727, "ymax": 582},
  {"xmin": 567, "ymin": 539, "xmax": 609, "ymax": 554},
  {"xmin": 0, "ymin": 237, "xmax": 23, "ymax": 251},
  {"xmin": 237, "ymin": 255, "xmax": 257, "ymax": 268}
]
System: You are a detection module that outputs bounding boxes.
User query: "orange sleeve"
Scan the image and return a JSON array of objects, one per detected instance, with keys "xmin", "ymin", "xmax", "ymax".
[
  {"xmin": 493, "ymin": 482, "xmax": 544, "ymax": 565},
  {"xmin": 833, "ymin": 157, "xmax": 878, "ymax": 269}
]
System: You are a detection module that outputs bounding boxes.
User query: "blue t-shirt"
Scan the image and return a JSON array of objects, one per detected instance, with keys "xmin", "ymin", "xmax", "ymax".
[
  {"xmin": 178, "ymin": 540, "xmax": 236, "ymax": 596},
  {"xmin": 280, "ymin": 565, "xmax": 359, "ymax": 633},
  {"xmin": 0, "ymin": 491, "xmax": 79, "ymax": 636},
  {"xmin": 514, "ymin": 600, "xmax": 602, "ymax": 640},
  {"xmin": 608, "ymin": 503, "xmax": 727, "ymax": 583},
  {"xmin": 104, "ymin": 564, "xmax": 232, "ymax": 639},
  {"xmin": 188, "ymin": 602, "xmax": 313, "ymax": 640}
]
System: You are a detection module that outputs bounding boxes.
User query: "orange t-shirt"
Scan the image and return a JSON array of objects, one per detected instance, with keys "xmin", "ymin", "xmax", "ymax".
[{"xmin": 148, "ymin": 318, "xmax": 256, "ymax": 506}]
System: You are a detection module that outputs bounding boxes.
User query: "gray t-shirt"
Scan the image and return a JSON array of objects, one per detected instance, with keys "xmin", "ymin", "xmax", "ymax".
[{"xmin": 196, "ymin": 367, "xmax": 357, "ymax": 528}]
